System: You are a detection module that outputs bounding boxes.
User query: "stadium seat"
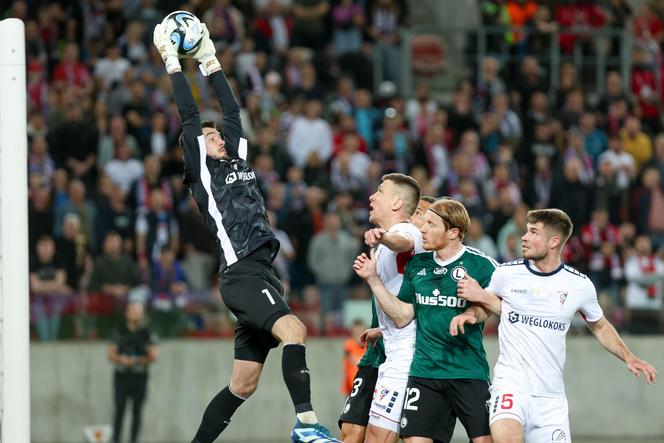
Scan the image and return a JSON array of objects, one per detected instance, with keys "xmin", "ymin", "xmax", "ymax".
[{"xmin": 410, "ymin": 34, "xmax": 446, "ymax": 77}]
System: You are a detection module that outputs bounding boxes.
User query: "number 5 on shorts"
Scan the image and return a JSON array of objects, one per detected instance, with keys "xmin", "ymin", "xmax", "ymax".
[
  {"xmin": 492, "ymin": 393, "xmax": 513, "ymax": 413},
  {"xmin": 261, "ymin": 288, "xmax": 275, "ymax": 305},
  {"xmin": 500, "ymin": 393, "xmax": 513, "ymax": 409}
]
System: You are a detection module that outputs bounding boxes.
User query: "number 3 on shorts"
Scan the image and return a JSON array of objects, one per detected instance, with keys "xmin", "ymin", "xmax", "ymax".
[
  {"xmin": 350, "ymin": 377, "xmax": 363, "ymax": 397},
  {"xmin": 261, "ymin": 288, "xmax": 275, "ymax": 305}
]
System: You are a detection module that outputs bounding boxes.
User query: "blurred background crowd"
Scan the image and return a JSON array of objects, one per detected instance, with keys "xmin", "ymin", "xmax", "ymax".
[{"xmin": 12, "ymin": 0, "xmax": 664, "ymax": 341}]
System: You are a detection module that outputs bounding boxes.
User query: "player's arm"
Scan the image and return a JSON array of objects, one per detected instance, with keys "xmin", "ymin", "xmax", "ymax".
[
  {"xmin": 353, "ymin": 250, "xmax": 414, "ymax": 327},
  {"xmin": 153, "ymin": 24, "xmax": 202, "ymax": 181},
  {"xmin": 364, "ymin": 228, "xmax": 413, "ymax": 252},
  {"xmin": 456, "ymin": 274, "xmax": 502, "ymax": 315},
  {"xmin": 449, "ymin": 303, "xmax": 491, "ymax": 336},
  {"xmin": 452, "ymin": 259, "xmax": 501, "ymax": 335},
  {"xmin": 359, "ymin": 327, "xmax": 382, "ymax": 348},
  {"xmin": 209, "ymin": 70, "xmax": 243, "ymax": 158},
  {"xmin": 586, "ymin": 317, "xmax": 657, "ymax": 384},
  {"xmin": 192, "ymin": 24, "xmax": 244, "ymax": 159}
]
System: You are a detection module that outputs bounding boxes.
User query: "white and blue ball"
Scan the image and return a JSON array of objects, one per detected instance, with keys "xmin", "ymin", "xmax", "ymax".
[{"xmin": 161, "ymin": 11, "xmax": 204, "ymax": 55}]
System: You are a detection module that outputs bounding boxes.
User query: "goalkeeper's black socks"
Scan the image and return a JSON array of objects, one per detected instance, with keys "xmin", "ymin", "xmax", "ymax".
[
  {"xmin": 191, "ymin": 386, "xmax": 245, "ymax": 443},
  {"xmin": 282, "ymin": 343, "xmax": 317, "ymax": 422}
]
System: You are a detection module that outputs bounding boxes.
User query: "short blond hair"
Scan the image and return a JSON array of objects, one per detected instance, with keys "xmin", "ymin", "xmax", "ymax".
[{"xmin": 428, "ymin": 197, "xmax": 470, "ymax": 239}]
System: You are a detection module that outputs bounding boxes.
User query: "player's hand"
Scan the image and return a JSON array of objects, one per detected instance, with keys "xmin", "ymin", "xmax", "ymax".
[
  {"xmin": 457, "ymin": 274, "xmax": 485, "ymax": 303},
  {"xmin": 626, "ymin": 356, "xmax": 657, "ymax": 384},
  {"xmin": 184, "ymin": 24, "xmax": 215, "ymax": 60},
  {"xmin": 449, "ymin": 311, "xmax": 477, "ymax": 336},
  {"xmin": 353, "ymin": 250, "xmax": 378, "ymax": 280},
  {"xmin": 152, "ymin": 23, "xmax": 181, "ymax": 74},
  {"xmin": 364, "ymin": 228, "xmax": 386, "ymax": 248},
  {"xmin": 190, "ymin": 24, "xmax": 221, "ymax": 76},
  {"xmin": 360, "ymin": 327, "xmax": 382, "ymax": 348}
]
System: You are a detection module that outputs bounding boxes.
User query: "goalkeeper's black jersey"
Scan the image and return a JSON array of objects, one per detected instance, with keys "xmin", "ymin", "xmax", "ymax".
[{"xmin": 172, "ymin": 71, "xmax": 277, "ymax": 274}]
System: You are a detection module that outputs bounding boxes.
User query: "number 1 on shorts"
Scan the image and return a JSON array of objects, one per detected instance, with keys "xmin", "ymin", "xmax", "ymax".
[{"xmin": 261, "ymin": 288, "xmax": 275, "ymax": 305}]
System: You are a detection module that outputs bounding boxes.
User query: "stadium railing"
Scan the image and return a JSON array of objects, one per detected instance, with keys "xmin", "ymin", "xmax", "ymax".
[{"xmin": 387, "ymin": 25, "xmax": 637, "ymax": 102}]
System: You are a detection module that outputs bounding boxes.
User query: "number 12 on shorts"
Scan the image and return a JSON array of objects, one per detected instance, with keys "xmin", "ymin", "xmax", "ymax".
[
  {"xmin": 261, "ymin": 288, "xmax": 275, "ymax": 305},
  {"xmin": 492, "ymin": 393, "xmax": 513, "ymax": 413},
  {"xmin": 404, "ymin": 387, "xmax": 420, "ymax": 411}
]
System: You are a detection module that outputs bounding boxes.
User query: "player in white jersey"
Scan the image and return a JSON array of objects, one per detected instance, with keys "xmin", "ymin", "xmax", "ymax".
[
  {"xmin": 340, "ymin": 196, "xmax": 434, "ymax": 443},
  {"xmin": 341, "ymin": 174, "xmax": 423, "ymax": 443},
  {"xmin": 450, "ymin": 208, "xmax": 657, "ymax": 443}
]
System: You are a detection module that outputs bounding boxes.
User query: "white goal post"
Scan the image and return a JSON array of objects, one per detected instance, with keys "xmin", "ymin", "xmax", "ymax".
[{"xmin": 0, "ymin": 18, "xmax": 30, "ymax": 443}]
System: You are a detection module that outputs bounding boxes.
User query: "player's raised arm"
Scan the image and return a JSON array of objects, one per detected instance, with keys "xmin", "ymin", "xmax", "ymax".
[
  {"xmin": 364, "ymin": 228, "xmax": 414, "ymax": 252},
  {"xmin": 209, "ymin": 70, "xmax": 242, "ymax": 159},
  {"xmin": 187, "ymin": 24, "xmax": 243, "ymax": 159},
  {"xmin": 353, "ymin": 250, "xmax": 414, "ymax": 327},
  {"xmin": 586, "ymin": 317, "xmax": 658, "ymax": 384},
  {"xmin": 153, "ymin": 24, "xmax": 202, "ymax": 181}
]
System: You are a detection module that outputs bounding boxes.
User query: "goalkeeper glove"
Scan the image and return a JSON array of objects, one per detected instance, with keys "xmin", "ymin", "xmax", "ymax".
[
  {"xmin": 187, "ymin": 24, "xmax": 221, "ymax": 76},
  {"xmin": 153, "ymin": 23, "xmax": 181, "ymax": 75}
]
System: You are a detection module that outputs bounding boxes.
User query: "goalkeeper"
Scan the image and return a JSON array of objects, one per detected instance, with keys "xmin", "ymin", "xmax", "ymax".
[{"xmin": 152, "ymin": 23, "xmax": 340, "ymax": 443}]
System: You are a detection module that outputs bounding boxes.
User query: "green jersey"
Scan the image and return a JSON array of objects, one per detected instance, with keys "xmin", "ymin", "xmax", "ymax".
[
  {"xmin": 358, "ymin": 298, "xmax": 386, "ymax": 368},
  {"xmin": 397, "ymin": 246, "xmax": 498, "ymax": 380}
]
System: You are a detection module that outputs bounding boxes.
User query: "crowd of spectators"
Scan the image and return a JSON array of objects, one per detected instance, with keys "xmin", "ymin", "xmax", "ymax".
[{"xmin": 14, "ymin": 0, "xmax": 664, "ymax": 340}]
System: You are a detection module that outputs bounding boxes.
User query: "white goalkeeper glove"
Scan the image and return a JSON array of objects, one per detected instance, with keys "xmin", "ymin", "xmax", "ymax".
[
  {"xmin": 153, "ymin": 23, "xmax": 182, "ymax": 75},
  {"xmin": 187, "ymin": 24, "xmax": 221, "ymax": 76}
]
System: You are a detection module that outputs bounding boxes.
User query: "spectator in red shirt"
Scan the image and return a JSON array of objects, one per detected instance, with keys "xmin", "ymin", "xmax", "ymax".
[
  {"xmin": 253, "ymin": 0, "xmax": 293, "ymax": 55},
  {"xmin": 27, "ymin": 60, "xmax": 49, "ymax": 114},
  {"xmin": 584, "ymin": 222, "xmax": 624, "ymax": 311},
  {"xmin": 632, "ymin": 2, "xmax": 664, "ymax": 48},
  {"xmin": 332, "ymin": 113, "xmax": 369, "ymax": 157},
  {"xmin": 555, "ymin": 1, "xmax": 606, "ymax": 54},
  {"xmin": 631, "ymin": 46, "xmax": 661, "ymax": 133},
  {"xmin": 52, "ymin": 42, "xmax": 91, "ymax": 92},
  {"xmin": 581, "ymin": 208, "xmax": 622, "ymax": 274}
]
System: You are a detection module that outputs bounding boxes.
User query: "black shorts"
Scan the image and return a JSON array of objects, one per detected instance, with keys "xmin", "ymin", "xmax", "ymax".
[
  {"xmin": 338, "ymin": 365, "xmax": 379, "ymax": 428},
  {"xmin": 220, "ymin": 243, "xmax": 292, "ymax": 363},
  {"xmin": 400, "ymin": 377, "xmax": 490, "ymax": 442}
]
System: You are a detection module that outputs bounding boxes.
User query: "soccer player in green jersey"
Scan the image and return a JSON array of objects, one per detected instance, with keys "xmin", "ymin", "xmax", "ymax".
[{"xmin": 354, "ymin": 197, "xmax": 497, "ymax": 443}]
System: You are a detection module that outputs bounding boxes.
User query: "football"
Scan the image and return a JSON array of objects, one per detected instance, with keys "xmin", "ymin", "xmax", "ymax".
[{"xmin": 161, "ymin": 11, "xmax": 204, "ymax": 55}]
